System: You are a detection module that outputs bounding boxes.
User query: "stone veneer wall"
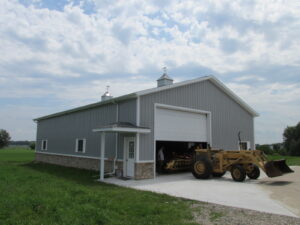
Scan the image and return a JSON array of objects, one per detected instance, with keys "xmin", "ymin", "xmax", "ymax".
[
  {"xmin": 35, "ymin": 152, "xmax": 122, "ymax": 173},
  {"xmin": 36, "ymin": 153, "xmax": 154, "ymax": 180},
  {"xmin": 134, "ymin": 162, "xmax": 154, "ymax": 179}
]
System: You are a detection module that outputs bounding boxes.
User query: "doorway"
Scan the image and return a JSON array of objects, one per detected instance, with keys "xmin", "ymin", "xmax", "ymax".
[{"xmin": 124, "ymin": 136, "xmax": 135, "ymax": 177}]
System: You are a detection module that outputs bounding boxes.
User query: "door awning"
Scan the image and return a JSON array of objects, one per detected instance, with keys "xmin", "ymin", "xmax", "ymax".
[{"xmin": 93, "ymin": 122, "xmax": 151, "ymax": 133}]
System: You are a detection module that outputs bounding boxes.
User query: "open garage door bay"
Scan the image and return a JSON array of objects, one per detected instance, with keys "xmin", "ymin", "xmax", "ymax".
[{"xmin": 155, "ymin": 107, "xmax": 208, "ymax": 142}]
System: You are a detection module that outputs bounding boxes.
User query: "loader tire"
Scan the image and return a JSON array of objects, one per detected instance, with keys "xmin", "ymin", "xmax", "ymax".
[
  {"xmin": 212, "ymin": 172, "xmax": 226, "ymax": 177},
  {"xmin": 192, "ymin": 158, "xmax": 212, "ymax": 179},
  {"xmin": 247, "ymin": 164, "xmax": 260, "ymax": 179},
  {"xmin": 231, "ymin": 165, "xmax": 246, "ymax": 182}
]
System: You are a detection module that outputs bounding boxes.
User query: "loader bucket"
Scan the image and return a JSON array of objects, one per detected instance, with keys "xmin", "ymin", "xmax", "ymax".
[{"xmin": 264, "ymin": 160, "xmax": 294, "ymax": 178}]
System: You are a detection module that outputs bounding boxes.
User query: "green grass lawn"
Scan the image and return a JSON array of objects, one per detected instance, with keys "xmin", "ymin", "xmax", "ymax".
[
  {"xmin": 0, "ymin": 149, "xmax": 198, "ymax": 225},
  {"xmin": 1, "ymin": 149, "xmax": 299, "ymax": 225},
  {"xmin": 267, "ymin": 154, "xmax": 300, "ymax": 166}
]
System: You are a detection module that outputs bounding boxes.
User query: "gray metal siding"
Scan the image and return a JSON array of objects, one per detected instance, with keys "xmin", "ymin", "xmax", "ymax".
[
  {"xmin": 118, "ymin": 98, "xmax": 137, "ymax": 125},
  {"xmin": 117, "ymin": 99, "xmax": 137, "ymax": 159},
  {"xmin": 139, "ymin": 80, "xmax": 254, "ymax": 161},
  {"xmin": 36, "ymin": 99, "xmax": 137, "ymax": 159}
]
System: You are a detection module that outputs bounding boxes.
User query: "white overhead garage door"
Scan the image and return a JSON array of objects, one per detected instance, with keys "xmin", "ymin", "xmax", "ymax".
[{"xmin": 155, "ymin": 106, "xmax": 208, "ymax": 142}]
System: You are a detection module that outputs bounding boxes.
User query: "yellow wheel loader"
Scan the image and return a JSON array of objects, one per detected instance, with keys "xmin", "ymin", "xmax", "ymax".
[{"xmin": 192, "ymin": 148, "xmax": 294, "ymax": 182}]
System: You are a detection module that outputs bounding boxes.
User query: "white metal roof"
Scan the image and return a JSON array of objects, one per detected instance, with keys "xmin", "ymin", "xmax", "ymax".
[{"xmin": 34, "ymin": 75, "xmax": 258, "ymax": 121}]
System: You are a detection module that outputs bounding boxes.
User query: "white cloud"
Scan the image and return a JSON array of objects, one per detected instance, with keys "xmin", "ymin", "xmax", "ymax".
[
  {"xmin": 234, "ymin": 75, "xmax": 265, "ymax": 82},
  {"xmin": 0, "ymin": 0, "xmax": 300, "ymax": 142}
]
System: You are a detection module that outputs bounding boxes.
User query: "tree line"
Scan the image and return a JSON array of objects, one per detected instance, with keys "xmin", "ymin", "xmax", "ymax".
[
  {"xmin": 0, "ymin": 129, "xmax": 35, "ymax": 149},
  {"xmin": 256, "ymin": 122, "xmax": 300, "ymax": 156}
]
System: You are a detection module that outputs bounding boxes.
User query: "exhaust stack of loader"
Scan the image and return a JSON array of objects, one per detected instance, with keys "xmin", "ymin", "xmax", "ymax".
[{"xmin": 192, "ymin": 148, "xmax": 294, "ymax": 182}]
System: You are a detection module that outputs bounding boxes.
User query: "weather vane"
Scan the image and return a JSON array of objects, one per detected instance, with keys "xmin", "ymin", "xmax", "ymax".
[{"xmin": 163, "ymin": 66, "xmax": 167, "ymax": 74}]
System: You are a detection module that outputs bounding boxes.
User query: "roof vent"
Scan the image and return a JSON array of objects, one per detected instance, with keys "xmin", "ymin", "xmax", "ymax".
[
  {"xmin": 101, "ymin": 86, "xmax": 113, "ymax": 101},
  {"xmin": 157, "ymin": 67, "xmax": 173, "ymax": 87}
]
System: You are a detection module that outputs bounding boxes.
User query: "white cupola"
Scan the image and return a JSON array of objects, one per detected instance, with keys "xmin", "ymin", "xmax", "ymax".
[
  {"xmin": 101, "ymin": 86, "xmax": 113, "ymax": 101},
  {"xmin": 157, "ymin": 67, "xmax": 173, "ymax": 87}
]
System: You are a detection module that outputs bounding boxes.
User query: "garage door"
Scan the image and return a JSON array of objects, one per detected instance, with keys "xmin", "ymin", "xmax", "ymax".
[{"xmin": 155, "ymin": 107, "xmax": 207, "ymax": 142}]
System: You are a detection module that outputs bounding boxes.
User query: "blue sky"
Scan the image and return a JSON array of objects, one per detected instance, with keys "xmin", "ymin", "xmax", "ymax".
[{"xmin": 0, "ymin": 0, "xmax": 299, "ymax": 144}]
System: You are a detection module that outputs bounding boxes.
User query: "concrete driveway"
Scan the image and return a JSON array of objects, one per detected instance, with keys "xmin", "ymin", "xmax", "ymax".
[{"xmin": 105, "ymin": 167, "xmax": 299, "ymax": 218}]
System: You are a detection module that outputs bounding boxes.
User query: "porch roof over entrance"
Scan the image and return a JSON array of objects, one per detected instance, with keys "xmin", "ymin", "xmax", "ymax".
[{"xmin": 93, "ymin": 122, "xmax": 151, "ymax": 133}]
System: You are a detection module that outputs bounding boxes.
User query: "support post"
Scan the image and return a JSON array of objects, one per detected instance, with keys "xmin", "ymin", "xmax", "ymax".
[{"xmin": 100, "ymin": 132, "xmax": 105, "ymax": 181}]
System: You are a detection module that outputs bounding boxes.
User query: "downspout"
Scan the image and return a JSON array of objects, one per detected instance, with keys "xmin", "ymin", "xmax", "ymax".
[{"xmin": 105, "ymin": 100, "xmax": 118, "ymax": 175}]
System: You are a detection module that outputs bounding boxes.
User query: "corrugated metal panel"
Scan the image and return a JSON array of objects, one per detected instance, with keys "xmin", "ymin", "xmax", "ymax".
[
  {"xmin": 36, "ymin": 98, "xmax": 137, "ymax": 158},
  {"xmin": 139, "ymin": 80, "xmax": 254, "ymax": 161},
  {"xmin": 118, "ymin": 99, "xmax": 137, "ymax": 125},
  {"xmin": 117, "ymin": 99, "xmax": 137, "ymax": 159}
]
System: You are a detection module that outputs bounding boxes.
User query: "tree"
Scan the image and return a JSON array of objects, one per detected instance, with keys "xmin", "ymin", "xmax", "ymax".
[
  {"xmin": 283, "ymin": 122, "xmax": 300, "ymax": 156},
  {"xmin": 0, "ymin": 129, "xmax": 11, "ymax": 149},
  {"xmin": 256, "ymin": 144, "xmax": 272, "ymax": 155},
  {"xmin": 29, "ymin": 142, "xmax": 36, "ymax": 150}
]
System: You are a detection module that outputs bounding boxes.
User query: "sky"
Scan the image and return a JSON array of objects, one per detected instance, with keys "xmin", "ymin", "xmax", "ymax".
[{"xmin": 0, "ymin": 0, "xmax": 299, "ymax": 144}]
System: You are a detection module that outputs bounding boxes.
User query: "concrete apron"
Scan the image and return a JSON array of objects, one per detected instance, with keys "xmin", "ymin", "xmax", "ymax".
[{"xmin": 104, "ymin": 170, "xmax": 298, "ymax": 218}]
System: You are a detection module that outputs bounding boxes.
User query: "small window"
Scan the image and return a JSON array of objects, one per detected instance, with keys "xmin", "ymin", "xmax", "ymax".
[
  {"xmin": 128, "ymin": 141, "xmax": 135, "ymax": 159},
  {"xmin": 41, "ymin": 140, "xmax": 47, "ymax": 151},
  {"xmin": 239, "ymin": 141, "xmax": 250, "ymax": 150},
  {"xmin": 76, "ymin": 139, "xmax": 86, "ymax": 153}
]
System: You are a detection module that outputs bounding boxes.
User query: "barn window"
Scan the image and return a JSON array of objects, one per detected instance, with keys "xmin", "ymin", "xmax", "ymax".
[
  {"xmin": 76, "ymin": 139, "xmax": 86, "ymax": 153},
  {"xmin": 41, "ymin": 140, "xmax": 47, "ymax": 150}
]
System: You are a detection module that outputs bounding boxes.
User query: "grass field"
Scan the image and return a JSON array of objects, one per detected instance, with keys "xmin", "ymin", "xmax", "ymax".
[
  {"xmin": 1, "ymin": 149, "xmax": 299, "ymax": 225},
  {"xmin": 0, "ymin": 148, "xmax": 199, "ymax": 225},
  {"xmin": 267, "ymin": 154, "xmax": 300, "ymax": 166}
]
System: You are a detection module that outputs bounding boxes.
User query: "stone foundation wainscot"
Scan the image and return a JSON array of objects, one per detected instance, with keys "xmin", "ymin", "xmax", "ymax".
[
  {"xmin": 135, "ymin": 162, "xmax": 154, "ymax": 179},
  {"xmin": 35, "ymin": 152, "xmax": 123, "ymax": 174}
]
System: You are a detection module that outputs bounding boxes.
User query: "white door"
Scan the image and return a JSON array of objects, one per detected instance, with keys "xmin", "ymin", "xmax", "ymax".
[
  {"xmin": 155, "ymin": 107, "xmax": 208, "ymax": 142},
  {"xmin": 124, "ymin": 137, "xmax": 135, "ymax": 177}
]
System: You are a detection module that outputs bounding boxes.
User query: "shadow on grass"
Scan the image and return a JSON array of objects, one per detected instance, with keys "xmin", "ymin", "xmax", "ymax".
[{"xmin": 22, "ymin": 161, "xmax": 108, "ymax": 187}]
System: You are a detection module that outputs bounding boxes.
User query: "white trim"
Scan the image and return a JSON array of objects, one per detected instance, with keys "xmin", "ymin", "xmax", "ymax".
[
  {"xmin": 75, "ymin": 138, "xmax": 86, "ymax": 153},
  {"xmin": 100, "ymin": 132, "xmax": 105, "ymax": 181},
  {"xmin": 136, "ymin": 133, "xmax": 140, "ymax": 163},
  {"xmin": 155, "ymin": 103, "xmax": 211, "ymax": 115},
  {"xmin": 123, "ymin": 136, "xmax": 126, "ymax": 176},
  {"xmin": 137, "ymin": 76, "xmax": 259, "ymax": 117},
  {"xmin": 137, "ymin": 96, "xmax": 140, "ymax": 125},
  {"xmin": 35, "ymin": 151, "xmax": 124, "ymax": 161},
  {"xmin": 136, "ymin": 96, "xmax": 140, "ymax": 162},
  {"xmin": 253, "ymin": 118, "xmax": 256, "ymax": 150},
  {"xmin": 93, "ymin": 127, "xmax": 151, "ymax": 133},
  {"xmin": 153, "ymin": 105, "xmax": 157, "ymax": 178},
  {"xmin": 154, "ymin": 103, "xmax": 212, "ymax": 177},
  {"xmin": 238, "ymin": 141, "xmax": 251, "ymax": 150},
  {"xmin": 207, "ymin": 113, "xmax": 212, "ymax": 147},
  {"xmin": 41, "ymin": 139, "xmax": 48, "ymax": 151},
  {"xmin": 136, "ymin": 160, "xmax": 154, "ymax": 163},
  {"xmin": 123, "ymin": 136, "xmax": 136, "ymax": 178}
]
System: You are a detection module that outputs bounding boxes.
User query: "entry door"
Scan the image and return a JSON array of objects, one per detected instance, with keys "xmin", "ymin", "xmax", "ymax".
[{"xmin": 124, "ymin": 137, "xmax": 135, "ymax": 177}]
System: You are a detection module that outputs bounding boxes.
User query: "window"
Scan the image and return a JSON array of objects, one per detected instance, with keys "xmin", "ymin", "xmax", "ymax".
[
  {"xmin": 128, "ymin": 141, "xmax": 135, "ymax": 159},
  {"xmin": 76, "ymin": 139, "xmax": 86, "ymax": 153},
  {"xmin": 41, "ymin": 140, "xmax": 47, "ymax": 151},
  {"xmin": 239, "ymin": 141, "xmax": 250, "ymax": 150}
]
